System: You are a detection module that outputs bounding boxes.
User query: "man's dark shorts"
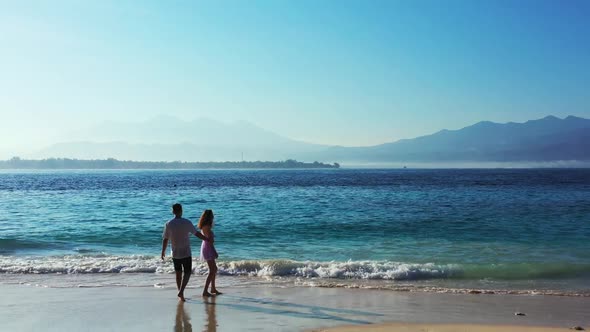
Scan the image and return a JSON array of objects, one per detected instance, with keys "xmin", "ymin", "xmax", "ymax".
[{"xmin": 172, "ymin": 257, "xmax": 192, "ymax": 273}]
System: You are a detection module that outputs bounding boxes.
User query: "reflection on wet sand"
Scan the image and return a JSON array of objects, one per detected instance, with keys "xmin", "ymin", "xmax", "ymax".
[
  {"xmin": 203, "ymin": 296, "xmax": 217, "ymax": 332},
  {"xmin": 175, "ymin": 301, "xmax": 192, "ymax": 332}
]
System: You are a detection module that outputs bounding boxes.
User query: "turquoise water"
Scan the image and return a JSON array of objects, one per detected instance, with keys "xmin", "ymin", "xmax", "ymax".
[{"xmin": 0, "ymin": 169, "xmax": 589, "ymax": 293}]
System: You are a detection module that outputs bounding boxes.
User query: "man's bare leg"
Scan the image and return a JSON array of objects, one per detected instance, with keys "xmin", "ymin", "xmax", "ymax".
[
  {"xmin": 178, "ymin": 271, "xmax": 190, "ymax": 301},
  {"xmin": 175, "ymin": 271, "xmax": 182, "ymax": 291}
]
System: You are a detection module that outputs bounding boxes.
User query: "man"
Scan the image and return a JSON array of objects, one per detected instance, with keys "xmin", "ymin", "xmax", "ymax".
[{"xmin": 161, "ymin": 203, "xmax": 210, "ymax": 301}]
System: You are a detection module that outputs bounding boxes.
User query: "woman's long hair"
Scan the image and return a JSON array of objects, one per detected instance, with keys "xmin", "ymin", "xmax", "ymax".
[{"xmin": 198, "ymin": 209, "xmax": 214, "ymax": 229}]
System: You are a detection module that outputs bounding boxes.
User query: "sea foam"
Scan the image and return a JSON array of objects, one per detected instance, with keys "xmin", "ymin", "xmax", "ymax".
[
  {"xmin": 2, "ymin": 255, "xmax": 589, "ymax": 282},
  {"xmin": 0, "ymin": 255, "xmax": 458, "ymax": 280}
]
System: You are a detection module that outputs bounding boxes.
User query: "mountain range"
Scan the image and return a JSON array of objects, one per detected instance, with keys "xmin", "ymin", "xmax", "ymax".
[{"xmin": 34, "ymin": 115, "xmax": 590, "ymax": 166}]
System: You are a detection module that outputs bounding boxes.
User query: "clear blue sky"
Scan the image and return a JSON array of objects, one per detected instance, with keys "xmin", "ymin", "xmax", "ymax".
[{"xmin": 1, "ymin": 0, "xmax": 589, "ymax": 153}]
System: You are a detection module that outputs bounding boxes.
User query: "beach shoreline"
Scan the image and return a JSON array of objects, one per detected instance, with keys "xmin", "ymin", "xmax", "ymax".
[
  {"xmin": 1, "ymin": 281, "xmax": 588, "ymax": 331},
  {"xmin": 2, "ymin": 271, "xmax": 589, "ymax": 296},
  {"xmin": 312, "ymin": 323, "xmax": 580, "ymax": 332}
]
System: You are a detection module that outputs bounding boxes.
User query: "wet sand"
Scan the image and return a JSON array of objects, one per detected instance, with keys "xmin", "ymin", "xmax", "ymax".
[
  {"xmin": 313, "ymin": 323, "xmax": 577, "ymax": 332},
  {"xmin": 0, "ymin": 283, "xmax": 588, "ymax": 331}
]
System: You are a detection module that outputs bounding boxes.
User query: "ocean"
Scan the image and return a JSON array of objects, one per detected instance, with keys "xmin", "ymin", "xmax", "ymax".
[{"xmin": 1, "ymin": 169, "xmax": 589, "ymax": 295}]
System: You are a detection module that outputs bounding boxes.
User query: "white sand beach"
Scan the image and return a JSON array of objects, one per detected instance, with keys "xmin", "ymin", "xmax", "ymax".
[
  {"xmin": 1, "ymin": 279, "xmax": 588, "ymax": 331},
  {"xmin": 314, "ymin": 323, "xmax": 579, "ymax": 332}
]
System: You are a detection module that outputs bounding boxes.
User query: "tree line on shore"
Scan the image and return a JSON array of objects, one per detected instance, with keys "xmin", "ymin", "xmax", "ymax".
[{"xmin": 0, "ymin": 157, "xmax": 340, "ymax": 169}]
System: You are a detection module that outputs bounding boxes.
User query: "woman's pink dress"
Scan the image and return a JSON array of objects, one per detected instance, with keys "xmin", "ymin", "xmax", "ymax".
[{"xmin": 200, "ymin": 231, "xmax": 216, "ymax": 261}]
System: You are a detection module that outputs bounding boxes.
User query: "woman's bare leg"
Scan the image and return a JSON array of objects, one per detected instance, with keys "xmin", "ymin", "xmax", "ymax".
[
  {"xmin": 203, "ymin": 261, "xmax": 214, "ymax": 297},
  {"xmin": 209, "ymin": 260, "xmax": 222, "ymax": 294}
]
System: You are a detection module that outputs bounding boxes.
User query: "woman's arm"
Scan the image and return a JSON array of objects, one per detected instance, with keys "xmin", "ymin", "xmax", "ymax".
[
  {"xmin": 203, "ymin": 228, "xmax": 218, "ymax": 258},
  {"xmin": 193, "ymin": 231, "xmax": 211, "ymax": 242},
  {"xmin": 199, "ymin": 228, "xmax": 214, "ymax": 244},
  {"xmin": 190, "ymin": 222, "xmax": 212, "ymax": 242},
  {"xmin": 212, "ymin": 244, "xmax": 218, "ymax": 259}
]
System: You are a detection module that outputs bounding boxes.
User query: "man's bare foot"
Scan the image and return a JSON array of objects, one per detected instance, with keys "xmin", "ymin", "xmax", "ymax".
[
  {"xmin": 177, "ymin": 292, "xmax": 186, "ymax": 302},
  {"xmin": 202, "ymin": 291, "xmax": 212, "ymax": 297},
  {"xmin": 211, "ymin": 289, "xmax": 222, "ymax": 295}
]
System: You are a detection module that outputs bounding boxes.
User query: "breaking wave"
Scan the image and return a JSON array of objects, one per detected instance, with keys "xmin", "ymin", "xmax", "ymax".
[{"xmin": 2, "ymin": 255, "xmax": 589, "ymax": 281}]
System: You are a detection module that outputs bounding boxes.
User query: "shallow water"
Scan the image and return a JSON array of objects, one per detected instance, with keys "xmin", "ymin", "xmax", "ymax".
[{"xmin": 1, "ymin": 169, "xmax": 589, "ymax": 292}]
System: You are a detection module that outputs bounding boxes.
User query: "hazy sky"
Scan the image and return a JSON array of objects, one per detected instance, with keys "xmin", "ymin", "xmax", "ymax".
[{"xmin": 1, "ymin": 0, "xmax": 589, "ymax": 154}]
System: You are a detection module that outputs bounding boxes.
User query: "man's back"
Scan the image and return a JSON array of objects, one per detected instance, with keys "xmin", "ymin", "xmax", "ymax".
[{"xmin": 163, "ymin": 217, "xmax": 197, "ymax": 259}]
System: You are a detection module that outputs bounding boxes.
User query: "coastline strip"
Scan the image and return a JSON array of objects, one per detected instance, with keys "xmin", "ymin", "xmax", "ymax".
[{"xmin": 313, "ymin": 323, "xmax": 579, "ymax": 332}]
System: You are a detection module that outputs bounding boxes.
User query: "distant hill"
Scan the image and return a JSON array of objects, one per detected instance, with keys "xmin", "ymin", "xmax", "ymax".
[
  {"xmin": 63, "ymin": 116, "xmax": 306, "ymax": 147},
  {"xmin": 36, "ymin": 116, "xmax": 327, "ymax": 162},
  {"xmin": 33, "ymin": 115, "xmax": 590, "ymax": 165},
  {"xmin": 312, "ymin": 115, "xmax": 590, "ymax": 163}
]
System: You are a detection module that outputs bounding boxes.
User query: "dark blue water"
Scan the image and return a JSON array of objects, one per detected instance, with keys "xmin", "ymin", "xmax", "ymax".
[{"xmin": 1, "ymin": 169, "xmax": 589, "ymax": 287}]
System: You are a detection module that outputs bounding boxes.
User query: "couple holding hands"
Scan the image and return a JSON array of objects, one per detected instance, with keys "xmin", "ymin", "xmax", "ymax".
[{"xmin": 161, "ymin": 203, "xmax": 220, "ymax": 301}]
